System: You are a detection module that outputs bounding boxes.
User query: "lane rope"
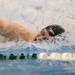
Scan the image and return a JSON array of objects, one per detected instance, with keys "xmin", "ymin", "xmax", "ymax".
[{"xmin": 0, "ymin": 52, "xmax": 75, "ymax": 61}]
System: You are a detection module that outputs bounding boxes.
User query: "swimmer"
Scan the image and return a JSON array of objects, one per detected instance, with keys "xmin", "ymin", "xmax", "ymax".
[
  {"xmin": 34, "ymin": 25, "xmax": 65, "ymax": 41},
  {"xmin": 0, "ymin": 19, "xmax": 65, "ymax": 42}
]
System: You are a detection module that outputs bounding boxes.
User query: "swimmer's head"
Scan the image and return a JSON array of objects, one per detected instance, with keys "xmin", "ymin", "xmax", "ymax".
[
  {"xmin": 34, "ymin": 25, "xmax": 65, "ymax": 41},
  {"xmin": 45, "ymin": 25, "xmax": 65, "ymax": 36}
]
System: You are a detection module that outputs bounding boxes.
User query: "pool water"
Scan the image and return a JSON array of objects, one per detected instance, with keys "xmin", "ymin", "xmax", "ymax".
[{"xmin": 0, "ymin": 45, "xmax": 75, "ymax": 75}]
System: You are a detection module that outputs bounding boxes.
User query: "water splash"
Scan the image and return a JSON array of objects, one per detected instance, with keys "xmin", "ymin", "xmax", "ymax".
[{"xmin": 0, "ymin": 0, "xmax": 74, "ymax": 51}]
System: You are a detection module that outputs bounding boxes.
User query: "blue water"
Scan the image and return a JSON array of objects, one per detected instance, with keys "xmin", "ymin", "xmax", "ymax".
[{"xmin": 0, "ymin": 45, "xmax": 75, "ymax": 75}]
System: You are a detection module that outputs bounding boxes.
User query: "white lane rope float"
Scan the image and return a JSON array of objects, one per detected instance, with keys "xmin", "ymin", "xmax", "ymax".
[
  {"xmin": 0, "ymin": 52, "xmax": 75, "ymax": 61},
  {"xmin": 38, "ymin": 52, "xmax": 75, "ymax": 61}
]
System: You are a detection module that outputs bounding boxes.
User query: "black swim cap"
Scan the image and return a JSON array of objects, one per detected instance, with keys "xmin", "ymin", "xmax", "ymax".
[{"xmin": 45, "ymin": 25, "xmax": 65, "ymax": 36}]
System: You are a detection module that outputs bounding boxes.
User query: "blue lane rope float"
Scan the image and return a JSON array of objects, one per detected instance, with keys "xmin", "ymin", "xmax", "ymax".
[{"xmin": 0, "ymin": 52, "xmax": 75, "ymax": 61}]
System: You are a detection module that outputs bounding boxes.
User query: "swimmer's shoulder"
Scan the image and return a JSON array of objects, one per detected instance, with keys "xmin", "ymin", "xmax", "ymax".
[{"xmin": 0, "ymin": 19, "xmax": 9, "ymax": 29}]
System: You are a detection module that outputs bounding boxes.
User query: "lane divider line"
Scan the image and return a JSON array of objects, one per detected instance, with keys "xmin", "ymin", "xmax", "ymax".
[{"xmin": 0, "ymin": 52, "xmax": 75, "ymax": 61}]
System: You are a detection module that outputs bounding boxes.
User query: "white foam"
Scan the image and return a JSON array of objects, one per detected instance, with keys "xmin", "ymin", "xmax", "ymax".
[{"xmin": 0, "ymin": 0, "xmax": 74, "ymax": 48}]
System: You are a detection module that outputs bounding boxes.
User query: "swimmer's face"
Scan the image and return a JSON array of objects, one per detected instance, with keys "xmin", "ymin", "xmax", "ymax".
[
  {"xmin": 34, "ymin": 28, "xmax": 49, "ymax": 41},
  {"xmin": 40, "ymin": 28, "xmax": 50, "ymax": 39}
]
